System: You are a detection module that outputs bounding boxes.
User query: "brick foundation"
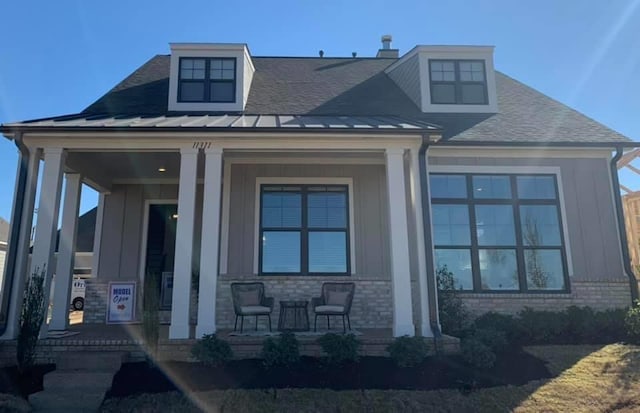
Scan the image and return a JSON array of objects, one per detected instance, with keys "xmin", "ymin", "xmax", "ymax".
[
  {"xmin": 458, "ymin": 278, "xmax": 633, "ymax": 315},
  {"xmin": 216, "ymin": 276, "xmax": 393, "ymax": 330}
]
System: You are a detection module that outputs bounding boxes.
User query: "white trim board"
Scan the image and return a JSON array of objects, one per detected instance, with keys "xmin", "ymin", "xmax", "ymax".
[
  {"xmin": 427, "ymin": 164, "xmax": 575, "ymax": 278},
  {"xmin": 252, "ymin": 177, "xmax": 356, "ymax": 275}
]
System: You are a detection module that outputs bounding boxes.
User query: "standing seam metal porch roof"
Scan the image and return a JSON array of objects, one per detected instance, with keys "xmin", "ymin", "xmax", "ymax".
[{"xmin": 2, "ymin": 114, "xmax": 441, "ymax": 132}]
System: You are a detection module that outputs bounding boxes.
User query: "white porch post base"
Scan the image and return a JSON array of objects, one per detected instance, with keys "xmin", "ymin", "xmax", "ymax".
[
  {"xmin": 196, "ymin": 147, "xmax": 223, "ymax": 338},
  {"xmin": 31, "ymin": 148, "xmax": 65, "ymax": 339},
  {"xmin": 385, "ymin": 148, "xmax": 415, "ymax": 337},
  {"xmin": 169, "ymin": 148, "xmax": 199, "ymax": 339},
  {"xmin": 50, "ymin": 173, "xmax": 82, "ymax": 331}
]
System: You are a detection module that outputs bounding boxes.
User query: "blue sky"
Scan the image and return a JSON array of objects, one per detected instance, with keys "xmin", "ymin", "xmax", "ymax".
[{"xmin": 1, "ymin": 0, "xmax": 640, "ymax": 221}]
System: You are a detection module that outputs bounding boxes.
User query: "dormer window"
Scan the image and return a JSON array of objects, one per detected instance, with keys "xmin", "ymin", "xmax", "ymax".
[
  {"xmin": 429, "ymin": 60, "xmax": 487, "ymax": 105},
  {"xmin": 178, "ymin": 58, "xmax": 236, "ymax": 103}
]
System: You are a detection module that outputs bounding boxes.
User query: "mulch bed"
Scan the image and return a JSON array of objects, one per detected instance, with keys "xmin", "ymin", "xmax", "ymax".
[
  {"xmin": 107, "ymin": 351, "xmax": 550, "ymax": 397},
  {"xmin": 0, "ymin": 364, "xmax": 55, "ymax": 397}
]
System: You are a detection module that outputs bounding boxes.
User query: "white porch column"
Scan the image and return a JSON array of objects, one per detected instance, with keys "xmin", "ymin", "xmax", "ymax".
[
  {"xmin": 30, "ymin": 148, "xmax": 65, "ymax": 338},
  {"xmin": 49, "ymin": 173, "xmax": 82, "ymax": 331},
  {"xmin": 1, "ymin": 149, "xmax": 41, "ymax": 339},
  {"xmin": 385, "ymin": 148, "xmax": 415, "ymax": 337},
  {"xmin": 91, "ymin": 193, "xmax": 105, "ymax": 278},
  {"xmin": 196, "ymin": 147, "xmax": 223, "ymax": 338},
  {"xmin": 409, "ymin": 148, "xmax": 434, "ymax": 337},
  {"xmin": 169, "ymin": 148, "xmax": 199, "ymax": 339}
]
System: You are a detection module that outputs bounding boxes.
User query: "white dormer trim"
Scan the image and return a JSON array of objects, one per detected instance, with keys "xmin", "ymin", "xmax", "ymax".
[
  {"xmin": 387, "ymin": 45, "xmax": 498, "ymax": 114},
  {"xmin": 168, "ymin": 43, "xmax": 254, "ymax": 112}
]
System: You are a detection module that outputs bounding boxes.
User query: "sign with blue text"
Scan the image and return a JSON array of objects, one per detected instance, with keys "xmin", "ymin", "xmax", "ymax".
[{"xmin": 107, "ymin": 281, "xmax": 136, "ymax": 324}]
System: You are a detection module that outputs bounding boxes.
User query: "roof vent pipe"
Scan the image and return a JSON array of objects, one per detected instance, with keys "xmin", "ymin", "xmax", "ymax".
[{"xmin": 376, "ymin": 35, "xmax": 399, "ymax": 58}]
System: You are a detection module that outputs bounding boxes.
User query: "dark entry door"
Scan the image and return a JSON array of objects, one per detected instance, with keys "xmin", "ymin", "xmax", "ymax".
[{"xmin": 145, "ymin": 204, "xmax": 178, "ymax": 309}]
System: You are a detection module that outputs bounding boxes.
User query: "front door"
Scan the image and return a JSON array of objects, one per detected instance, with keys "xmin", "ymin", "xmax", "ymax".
[{"xmin": 144, "ymin": 203, "xmax": 178, "ymax": 309}]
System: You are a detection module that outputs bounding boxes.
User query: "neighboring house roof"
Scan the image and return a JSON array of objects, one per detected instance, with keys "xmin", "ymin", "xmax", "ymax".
[
  {"xmin": 27, "ymin": 208, "xmax": 96, "ymax": 254},
  {"xmin": 1, "ymin": 55, "xmax": 631, "ymax": 144},
  {"xmin": 0, "ymin": 217, "xmax": 9, "ymax": 244}
]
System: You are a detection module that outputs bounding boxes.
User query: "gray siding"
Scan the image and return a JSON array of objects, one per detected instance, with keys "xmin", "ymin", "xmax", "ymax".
[
  {"xmin": 226, "ymin": 164, "xmax": 391, "ymax": 278},
  {"xmin": 387, "ymin": 54, "xmax": 421, "ymax": 109},
  {"xmin": 429, "ymin": 156, "xmax": 624, "ymax": 281}
]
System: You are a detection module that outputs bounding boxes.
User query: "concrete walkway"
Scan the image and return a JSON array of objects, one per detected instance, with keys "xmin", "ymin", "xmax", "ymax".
[{"xmin": 29, "ymin": 352, "xmax": 125, "ymax": 412}]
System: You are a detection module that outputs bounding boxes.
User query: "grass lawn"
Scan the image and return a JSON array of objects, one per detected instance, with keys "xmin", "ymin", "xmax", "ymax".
[{"xmin": 100, "ymin": 344, "xmax": 640, "ymax": 413}]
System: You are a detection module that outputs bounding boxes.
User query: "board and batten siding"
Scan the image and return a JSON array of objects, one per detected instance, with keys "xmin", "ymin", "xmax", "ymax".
[
  {"xmin": 387, "ymin": 54, "xmax": 422, "ymax": 109},
  {"xmin": 429, "ymin": 156, "xmax": 624, "ymax": 282},
  {"xmin": 96, "ymin": 184, "xmax": 204, "ymax": 280},
  {"xmin": 225, "ymin": 163, "xmax": 391, "ymax": 278}
]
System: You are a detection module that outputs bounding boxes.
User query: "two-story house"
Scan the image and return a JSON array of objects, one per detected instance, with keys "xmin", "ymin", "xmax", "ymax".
[{"xmin": 0, "ymin": 37, "xmax": 637, "ymax": 340}]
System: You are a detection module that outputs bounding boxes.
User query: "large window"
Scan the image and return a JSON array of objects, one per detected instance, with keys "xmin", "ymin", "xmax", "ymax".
[
  {"xmin": 178, "ymin": 57, "xmax": 236, "ymax": 103},
  {"xmin": 430, "ymin": 173, "xmax": 569, "ymax": 292},
  {"xmin": 259, "ymin": 185, "xmax": 350, "ymax": 275},
  {"xmin": 429, "ymin": 60, "xmax": 488, "ymax": 105}
]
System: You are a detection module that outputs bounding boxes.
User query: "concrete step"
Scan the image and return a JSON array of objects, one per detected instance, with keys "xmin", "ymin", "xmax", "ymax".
[
  {"xmin": 30, "ymin": 389, "xmax": 105, "ymax": 412},
  {"xmin": 43, "ymin": 371, "xmax": 114, "ymax": 390},
  {"xmin": 55, "ymin": 351, "xmax": 126, "ymax": 371}
]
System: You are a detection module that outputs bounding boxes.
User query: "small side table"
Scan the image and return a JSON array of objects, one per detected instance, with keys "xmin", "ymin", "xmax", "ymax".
[{"xmin": 278, "ymin": 300, "xmax": 310, "ymax": 331}]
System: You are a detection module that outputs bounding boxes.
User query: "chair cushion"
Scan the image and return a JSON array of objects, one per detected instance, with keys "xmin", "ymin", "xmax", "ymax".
[
  {"xmin": 315, "ymin": 305, "xmax": 345, "ymax": 313},
  {"xmin": 237, "ymin": 290, "xmax": 261, "ymax": 306},
  {"xmin": 240, "ymin": 305, "xmax": 271, "ymax": 314},
  {"xmin": 327, "ymin": 291, "xmax": 349, "ymax": 306}
]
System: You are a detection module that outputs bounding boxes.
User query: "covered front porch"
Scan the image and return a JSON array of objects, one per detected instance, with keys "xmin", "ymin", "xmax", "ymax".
[{"xmin": 3, "ymin": 121, "xmax": 443, "ymax": 342}]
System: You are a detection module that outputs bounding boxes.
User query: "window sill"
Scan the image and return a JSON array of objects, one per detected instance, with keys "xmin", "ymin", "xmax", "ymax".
[{"xmin": 454, "ymin": 291, "xmax": 572, "ymax": 299}]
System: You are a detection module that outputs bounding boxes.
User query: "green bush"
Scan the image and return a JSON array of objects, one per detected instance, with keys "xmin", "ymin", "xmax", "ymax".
[
  {"xmin": 261, "ymin": 332, "xmax": 300, "ymax": 368},
  {"xmin": 436, "ymin": 266, "xmax": 471, "ymax": 337},
  {"xmin": 472, "ymin": 312, "xmax": 525, "ymax": 346},
  {"xmin": 191, "ymin": 334, "xmax": 233, "ymax": 366},
  {"xmin": 387, "ymin": 336, "xmax": 430, "ymax": 368},
  {"xmin": 317, "ymin": 333, "xmax": 360, "ymax": 365},
  {"xmin": 17, "ymin": 267, "xmax": 46, "ymax": 373},
  {"xmin": 461, "ymin": 337, "xmax": 496, "ymax": 369},
  {"xmin": 626, "ymin": 301, "xmax": 640, "ymax": 344},
  {"xmin": 469, "ymin": 328, "xmax": 509, "ymax": 354}
]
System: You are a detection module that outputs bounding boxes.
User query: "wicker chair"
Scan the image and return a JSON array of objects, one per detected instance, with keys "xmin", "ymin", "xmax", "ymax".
[
  {"xmin": 230, "ymin": 282, "xmax": 274, "ymax": 332},
  {"xmin": 311, "ymin": 282, "xmax": 355, "ymax": 333}
]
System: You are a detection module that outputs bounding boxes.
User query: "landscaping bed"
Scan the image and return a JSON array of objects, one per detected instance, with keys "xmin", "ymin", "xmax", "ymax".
[
  {"xmin": 107, "ymin": 350, "xmax": 550, "ymax": 397},
  {"xmin": 0, "ymin": 364, "xmax": 55, "ymax": 398}
]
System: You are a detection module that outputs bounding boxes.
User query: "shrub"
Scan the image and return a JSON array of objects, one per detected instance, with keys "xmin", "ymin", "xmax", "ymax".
[
  {"xmin": 191, "ymin": 334, "xmax": 233, "ymax": 366},
  {"xmin": 472, "ymin": 312, "xmax": 525, "ymax": 347},
  {"xmin": 261, "ymin": 332, "xmax": 300, "ymax": 368},
  {"xmin": 317, "ymin": 333, "xmax": 360, "ymax": 365},
  {"xmin": 469, "ymin": 328, "xmax": 509, "ymax": 354},
  {"xmin": 142, "ymin": 271, "xmax": 160, "ymax": 360},
  {"xmin": 593, "ymin": 309, "xmax": 627, "ymax": 343},
  {"xmin": 461, "ymin": 337, "xmax": 496, "ymax": 369},
  {"xmin": 436, "ymin": 265, "xmax": 471, "ymax": 337},
  {"xmin": 626, "ymin": 301, "xmax": 640, "ymax": 344},
  {"xmin": 17, "ymin": 267, "xmax": 47, "ymax": 373},
  {"xmin": 387, "ymin": 336, "xmax": 430, "ymax": 367}
]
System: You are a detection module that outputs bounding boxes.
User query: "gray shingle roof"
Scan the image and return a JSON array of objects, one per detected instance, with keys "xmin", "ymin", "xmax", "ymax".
[{"xmin": 5, "ymin": 54, "xmax": 631, "ymax": 143}]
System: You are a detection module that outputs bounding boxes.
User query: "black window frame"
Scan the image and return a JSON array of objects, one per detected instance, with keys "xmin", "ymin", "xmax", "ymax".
[
  {"xmin": 431, "ymin": 173, "xmax": 570, "ymax": 293},
  {"xmin": 429, "ymin": 59, "xmax": 488, "ymax": 105},
  {"xmin": 178, "ymin": 57, "xmax": 237, "ymax": 103},
  {"xmin": 258, "ymin": 184, "xmax": 351, "ymax": 276}
]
